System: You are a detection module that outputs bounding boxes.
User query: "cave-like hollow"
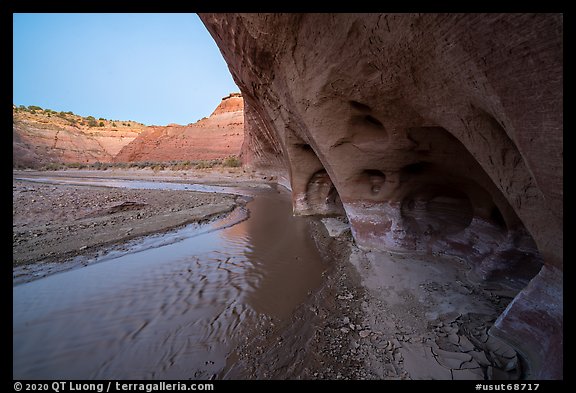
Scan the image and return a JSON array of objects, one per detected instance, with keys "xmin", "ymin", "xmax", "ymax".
[
  {"xmin": 199, "ymin": 12, "xmax": 562, "ymax": 379},
  {"xmin": 286, "ymin": 132, "xmax": 346, "ymax": 218},
  {"xmin": 280, "ymin": 103, "xmax": 546, "ymax": 377},
  {"xmin": 330, "ymin": 123, "xmax": 544, "ymax": 287}
]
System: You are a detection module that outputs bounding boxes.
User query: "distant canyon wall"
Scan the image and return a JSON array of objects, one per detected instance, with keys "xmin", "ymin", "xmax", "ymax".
[
  {"xmin": 12, "ymin": 110, "xmax": 146, "ymax": 168},
  {"xmin": 199, "ymin": 13, "xmax": 563, "ymax": 379},
  {"xmin": 13, "ymin": 94, "xmax": 244, "ymax": 168}
]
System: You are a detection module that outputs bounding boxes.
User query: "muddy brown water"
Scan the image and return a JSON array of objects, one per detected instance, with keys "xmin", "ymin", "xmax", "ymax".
[{"xmin": 13, "ymin": 178, "xmax": 328, "ymax": 379}]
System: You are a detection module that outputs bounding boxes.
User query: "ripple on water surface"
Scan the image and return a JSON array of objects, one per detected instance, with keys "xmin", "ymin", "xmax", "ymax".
[{"xmin": 13, "ymin": 179, "xmax": 327, "ymax": 379}]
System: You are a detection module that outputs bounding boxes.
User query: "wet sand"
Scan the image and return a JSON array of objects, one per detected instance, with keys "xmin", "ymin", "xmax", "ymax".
[{"xmin": 13, "ymin": 168, "xmax": 269, "ymax": 282}]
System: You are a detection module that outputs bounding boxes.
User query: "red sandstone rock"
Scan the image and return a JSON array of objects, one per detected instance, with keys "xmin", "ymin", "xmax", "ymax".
[
  {"xmin": 12, "ymin": 109, "xmax": 145, "ymax": 167},
  {"xmin": 211, "ymin": 92, "xmax": 243, "ymax": 116},
  {"xmin": 13, "ymin": 95, "xmax": 244, "ymax": 167},
  {"xmin": 199, "ymin": 13, "xmax": 562, "ymax": 379},
  {"xmin": 113, "ymin": 95, "xmax": 244, "ymax": 162}
]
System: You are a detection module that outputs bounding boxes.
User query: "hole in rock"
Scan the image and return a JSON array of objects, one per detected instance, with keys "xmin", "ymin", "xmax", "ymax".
[
  {"xmin": 364, "ymin": 115, "xmax": 384, "ymax": 128},
  {"xmin": 355, "ymin": 169, "xmax": 386, "ymax": 196},
  {"xmin": 489, "ymin": 205, "xmax": 507, "ymax": 230},
  {"xmin": 306, "ymin": 169, "xmax": 345, "ymax": 216},
  {"xmin": 349, "ymin": 100, "xmax": 372, "ymax": 112},
  {"xmin": 402, "ymin": 161, "xmax": 433, "ymax": 175},
  {"xmin": 296, "ymin": 143, "xmax": 314, "ymax": 152},
  {"xmin": 401, "ymin": 187, "xmax": 474, "ymax": 236},
  {"xmin": 363, "ymin": 169, "xmax": 386, "ymax": 178},
  {"xmin": 347, "ymin": 115, "xmax": 389, "ymax": 150},
  {"xmin": 399, "ymin": 161, "xmax": 438, "ymax": 187}
]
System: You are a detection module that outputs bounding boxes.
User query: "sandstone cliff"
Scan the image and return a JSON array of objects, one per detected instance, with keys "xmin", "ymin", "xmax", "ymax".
[
  {"xmin": 200, "ymin": 13, "xmax": 563, "ymax": 379},
  {"xmin": 13, "ymin": 107, "xmax": 146, "ymax": 168},
  {"xmin": 13, "ymin": 94, "xmax": 244, "ymax": 167},
  {"xmin": 113, "ymin": 94, "xmax": 244, "ymax": 162}
]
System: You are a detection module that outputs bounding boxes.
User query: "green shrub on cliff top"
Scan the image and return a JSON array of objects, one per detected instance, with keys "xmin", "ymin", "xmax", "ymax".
[{"xmin": 86, "ymin": 116, "xmax": 98, "ymax": 127}]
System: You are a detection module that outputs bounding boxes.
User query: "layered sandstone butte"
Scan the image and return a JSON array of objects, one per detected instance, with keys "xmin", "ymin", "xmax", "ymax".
[
  {"xmin": 199, "ymin": 13, "xmax": 563, "ymax": 379},
  {"xmin": 13, "ymin": 94, "xmax": 244, "ymax": 168},
  {"xmin": 113, "ymin": 94, "xmax": 244, "ymax": 162},
  {"xmin": 13, "ymin": 108, "xmax": 146, "ymax": 168}
]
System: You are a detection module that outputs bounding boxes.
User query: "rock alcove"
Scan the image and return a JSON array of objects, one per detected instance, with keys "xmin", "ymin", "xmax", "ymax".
[{"xmin": 200, "ymin": 13, "xmax": 563, "ymax": 379}]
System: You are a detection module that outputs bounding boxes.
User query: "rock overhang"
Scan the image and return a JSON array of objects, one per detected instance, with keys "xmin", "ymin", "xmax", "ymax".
[{"xmin": 199, "ymin": 13, "xmax": 563, "ymax": 379}]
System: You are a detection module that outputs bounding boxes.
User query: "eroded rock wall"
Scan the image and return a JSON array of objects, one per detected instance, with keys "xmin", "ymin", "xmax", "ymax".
[
  {"xmin": 200, "ymin": 13, "xmax": 562, "ymax": 379},
  {"xmin": 12, "ymin": 109, "xmax": 145, "ymax": 167},
  {"xmin": 113, "ymin": 95, "xmax": 244, "ymax": 162}
]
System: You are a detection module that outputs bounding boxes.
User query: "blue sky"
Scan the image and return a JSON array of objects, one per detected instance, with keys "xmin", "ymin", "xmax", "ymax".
[{"xmin": 13, "ymin": 13, "xmax": 239, "ymax": 126}]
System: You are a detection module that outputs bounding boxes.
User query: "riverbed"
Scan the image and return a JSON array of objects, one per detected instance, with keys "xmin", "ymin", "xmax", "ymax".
[{"xmin": 13, "ymin": 172, "xmax": 328, "ymax": 379}]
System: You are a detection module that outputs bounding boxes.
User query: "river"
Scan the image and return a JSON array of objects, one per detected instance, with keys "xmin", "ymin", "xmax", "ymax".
[{"xmin": 13, "ymin": 177, "xmax": 328, "ymax": 379}]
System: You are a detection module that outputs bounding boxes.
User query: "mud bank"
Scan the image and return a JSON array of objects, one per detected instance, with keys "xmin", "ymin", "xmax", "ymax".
[{"xmin": 12, "ymin": 169, "xmax": 271, "ymax": 282}]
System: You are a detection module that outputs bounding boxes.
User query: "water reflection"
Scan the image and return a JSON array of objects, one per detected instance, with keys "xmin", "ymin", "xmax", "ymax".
[{"xmin": 237, "ymin": 191, "xmax": 326, "ymax": 320}]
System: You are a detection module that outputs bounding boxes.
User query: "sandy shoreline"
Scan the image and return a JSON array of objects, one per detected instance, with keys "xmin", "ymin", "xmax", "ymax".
[{"xmin": 12, "ymin": 168, "xmax": 272, "ymax": 282}]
